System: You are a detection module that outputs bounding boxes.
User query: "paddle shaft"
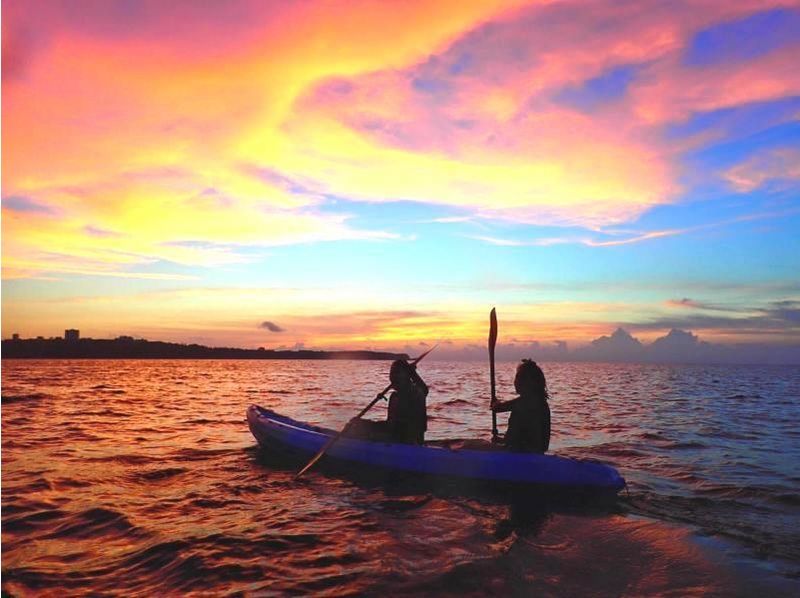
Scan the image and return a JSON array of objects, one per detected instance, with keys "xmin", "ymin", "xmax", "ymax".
[
  {"xmin": 294, "ymin": 383, "xmax": 391, "ymax": 479},
  {"xmin": 295, "ymin": 347, "xmax": 435, "ymax": 479},
  {"xmin": 489, "ymin": 308, "xmax": 498, "ymax": 439},
  {"xmin": 411, "ymin": 344, "xmax": 437, "ymax": 365},
  {"xmin": 355, "ymin": 384, "xmax": 393, "ymax": 420}
]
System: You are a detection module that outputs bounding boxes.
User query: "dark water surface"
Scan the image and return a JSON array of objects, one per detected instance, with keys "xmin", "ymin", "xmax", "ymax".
[{"xmin": 2, "ymin": 359, "xmax": 799, "ymax": 596}]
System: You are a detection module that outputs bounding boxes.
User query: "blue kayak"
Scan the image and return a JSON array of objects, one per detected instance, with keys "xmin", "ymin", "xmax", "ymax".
[{"xmin": 248, "ymin": 405, "xmax": 625, "ymax": 493}]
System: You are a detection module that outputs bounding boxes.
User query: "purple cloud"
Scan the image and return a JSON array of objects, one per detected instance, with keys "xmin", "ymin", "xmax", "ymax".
[
  {"xmin": 2, "ymin": 195, "xmax": 57, "ymax": 215},
  {"xmin": 259, "ymin": 321, "xmax": 285, "ymax": 333},
  {"xmin": 84, "ymin": 225, "xmax": 121, "ymax": 237}
]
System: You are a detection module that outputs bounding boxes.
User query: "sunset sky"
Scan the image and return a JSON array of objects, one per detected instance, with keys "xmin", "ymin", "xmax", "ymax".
[{"xmin": 3, "ymin": 0, "xmax": 799, "ymax": 358}]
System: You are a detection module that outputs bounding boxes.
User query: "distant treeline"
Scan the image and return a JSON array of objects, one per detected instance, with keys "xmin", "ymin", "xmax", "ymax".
[{"xmin": 1, "ymin": 338, "xmax": 408, "ymax": 361}]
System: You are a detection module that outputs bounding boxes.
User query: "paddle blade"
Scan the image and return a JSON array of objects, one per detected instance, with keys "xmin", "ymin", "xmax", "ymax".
[
  {"xmin": 489, "ymin": 307, "xmax": 498, "ymax": 437},
  {"xmin": 488, "ymin": 308, "xmax": 498, "ymax": 355},
  {"xmin": 295, "ymin": 436, "xmax": 336, "ymax": 479}
]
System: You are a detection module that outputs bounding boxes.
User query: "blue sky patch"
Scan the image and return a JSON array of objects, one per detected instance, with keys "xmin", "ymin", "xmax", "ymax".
[
  {"xmin": 685, "ymin": 9, "xmax": 800, "ymax": 66},
  {"xmin": 554, "ymin": 65, "xmax": 637, "ymax": 111}
]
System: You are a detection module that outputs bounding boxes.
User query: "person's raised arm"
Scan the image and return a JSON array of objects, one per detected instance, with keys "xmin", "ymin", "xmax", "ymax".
[{"xmin": 408, "ymin": 363, "xmax": 428, "ymax": 398}]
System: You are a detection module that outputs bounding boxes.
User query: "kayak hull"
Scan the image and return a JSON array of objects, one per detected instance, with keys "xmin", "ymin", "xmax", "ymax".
[{"xmin": 247, "ymin": 404, "xmax": 625, "ymax": 493}]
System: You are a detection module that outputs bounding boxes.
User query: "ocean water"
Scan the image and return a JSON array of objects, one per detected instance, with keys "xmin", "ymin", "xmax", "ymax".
[{"xmin": 2, "ymin": 359, "xmax": 799, "ymax": 596}]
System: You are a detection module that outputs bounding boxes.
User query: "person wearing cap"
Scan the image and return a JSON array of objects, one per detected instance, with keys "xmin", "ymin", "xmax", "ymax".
[
  {"xmin": 346, "ymin": 359, "xmax": 429, "ymax": 444},
  {"xmin": 385, "ymin": 359, "xmax": 429, "ymax": 444}
]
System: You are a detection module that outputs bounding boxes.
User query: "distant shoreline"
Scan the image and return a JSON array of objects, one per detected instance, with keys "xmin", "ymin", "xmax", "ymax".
[{"xmin": 0, "ymin": 338, "xmax": 408, "ymax": 361}]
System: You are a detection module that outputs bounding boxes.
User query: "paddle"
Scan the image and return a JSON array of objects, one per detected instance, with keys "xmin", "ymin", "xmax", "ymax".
[
  {"xmin": 489, "ymin": 307, "xmax": 499, "ymax": 440},
  {"xmin": 294, "ymin": 345, "xmax": 437, "ymax": 479}
]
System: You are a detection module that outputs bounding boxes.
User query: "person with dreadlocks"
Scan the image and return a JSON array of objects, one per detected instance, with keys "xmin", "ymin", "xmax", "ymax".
[{"xmin": 491, "ymin": 359, "xmax": 551, "ymax": 453}]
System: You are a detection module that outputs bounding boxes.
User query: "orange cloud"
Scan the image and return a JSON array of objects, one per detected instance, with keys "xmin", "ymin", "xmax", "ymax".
[{"xmin": 3, "ymin": 0, "xmax": 529, "ymax": 278}]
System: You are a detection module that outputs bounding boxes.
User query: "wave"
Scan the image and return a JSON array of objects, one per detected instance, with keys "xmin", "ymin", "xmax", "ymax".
[
  {"xmin": 83, "ymin": 453, "xmax": 158, "ymax": 465},
  {"xmin": 73, "ymin": 408, "xmax": 132, "ymax": 417},
  {"xmin": 665, "ymin": 440, "xmax": 708, "ymax": 450},
  {"xmin": 440, "ymin": 398, "xmax": 472, "ymax": 406},
  {"xmin": 45, "ymin": 507, "xmax": 142, "ymax": 539},
  {"xmin": 629, "ymin": 490, "xmax": 800, "ymax": 563},
  {"xmin": 690, "ymin": 482, "xmax": 800, "ymax": 507},
  {"xmin": 3, "ymin": 508, "xmax": 66, "ymax": 533},
  {"xmin": 188, "ymin": 497, "xmax": 245, "ymax": 509},
  {"xmin": 638, "ymin": 432, "xmax": 668, "ymax": 441},
  {"xmin": 172, "ymin": 447, "xmax": 241, "ymax": 461},
  {"xmin": 134, "ymin": 467, "xmax": 188, "ymax": 482},
  {"xmin": 90, "ymin": 384, "xmax": 127, "ymax": 394},
  {"xmin": 1, "ymin": 392, "xmax": 51, "ymax": 404},
  {"xmin": 773, "ymin": 493, "xmax": 800, "ymax": 507},
  {"xmin": 119, "ymin": 539, "xmax": 190, "ymax": 570},
  {"xmin": 376, "ymin": 496, "xmax": 433, "ymax": 512},
  {"xmin": 589, "ymin": 443, "xmax": 649, "ymax": 459}
]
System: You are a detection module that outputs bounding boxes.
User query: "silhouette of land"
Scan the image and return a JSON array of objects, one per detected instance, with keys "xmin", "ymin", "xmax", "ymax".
[{"xmin": 1, "ymin": 337, "xmax": 408, "ymax": 361}]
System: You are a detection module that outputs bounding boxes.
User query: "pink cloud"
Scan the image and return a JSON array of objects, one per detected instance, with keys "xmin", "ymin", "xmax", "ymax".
[
  {"xmin": 284, "ymin": 1, "xmax": 800, "ymax": 227},
  {"xmin": 665, "ymin": 298, "xmax": 704, "ymax": 309},
  {"xmin": 724, "ymin": 146, "xmax": 800, "ymax": 192},
  {"xmin": 630, "ymin": 43, "xmax": 800, "ymax": 124}
]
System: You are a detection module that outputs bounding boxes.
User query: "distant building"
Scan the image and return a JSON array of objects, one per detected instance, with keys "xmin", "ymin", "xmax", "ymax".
[
  {"xmin": 117, "ymin": 335, "xmax": 134, "ymax": 342},
  {"xmin": 65, "ymin": 329, "xmax": 80, "ymax": 342},
  {"xmin": 12, "ymin": 333, "xmax": 20, "ymax": 341}
]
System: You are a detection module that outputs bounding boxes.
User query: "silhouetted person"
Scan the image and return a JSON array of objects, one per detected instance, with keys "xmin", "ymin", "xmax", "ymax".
[
  {"xmin": 492, "ymin": 359, "xmax": 551, "ymax": 453},
  {"xmin": 386, "ymin": 359, "xmax": 428, "ymax": 444},
  {"xmin": 347, "ymin": 359, "xmax": 429, "ymax": 444}
]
